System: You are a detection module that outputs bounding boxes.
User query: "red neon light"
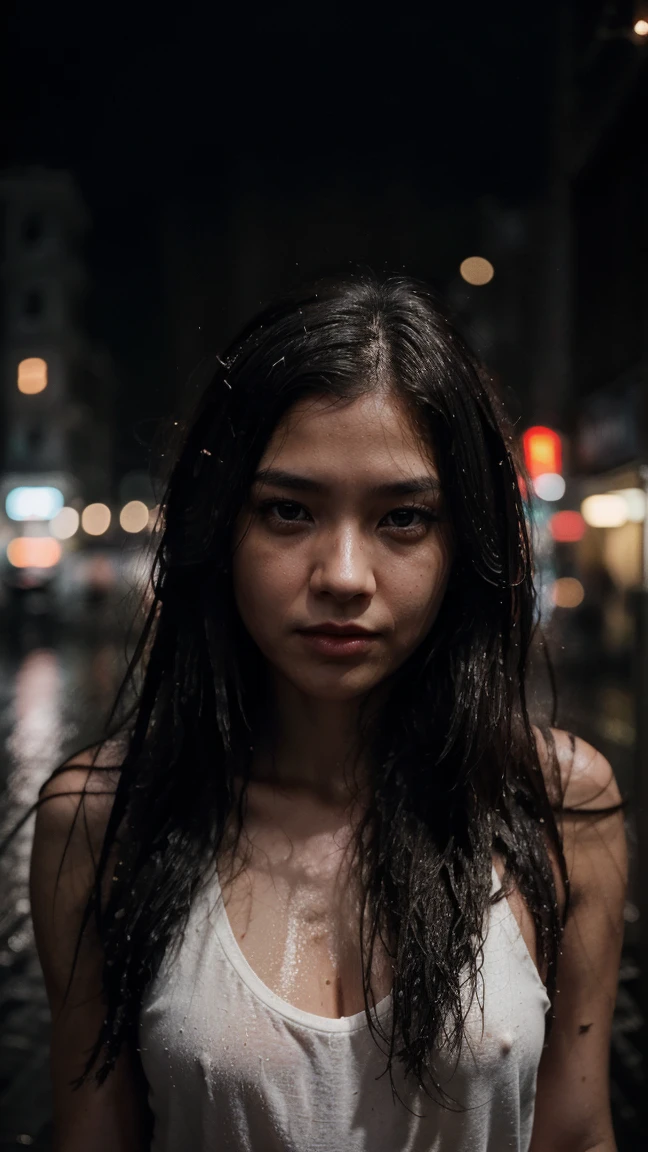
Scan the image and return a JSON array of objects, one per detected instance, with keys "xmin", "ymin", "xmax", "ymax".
[
  {"xmin": 523, "ymin": 426, "xmax": 562, "ymax": 480},
  {"xmin": 549, "ymin": 511, "xmax": 586, "ymax": 543}
]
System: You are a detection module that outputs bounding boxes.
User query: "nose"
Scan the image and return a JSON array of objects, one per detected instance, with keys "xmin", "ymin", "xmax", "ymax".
[{"xmin": 309, "ymin": 523, "xmax": 377, "ymax": 602}]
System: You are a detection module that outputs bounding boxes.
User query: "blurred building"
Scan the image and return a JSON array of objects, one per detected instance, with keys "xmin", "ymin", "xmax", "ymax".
[
  {"xmin": 570, "ymin": 4, "xmax": 648, "ymax": 479},
  {"xmin": 543, "ymin": 2, "xmax": 648, "ymax": 1139},
  {"xmin": 0, "ymin": 168, "xmax": 114, "ymax": 495},
  {"xmin": 554, "ymin": 3, "xmax": 648, "ymax": 677},
  {"xmin": 0, "ymin": 168, "xmax": 117, "ymax": 597},
  {"xmin": 447, "ymin": 7, "xmax": 647, "ymax": 1139}
]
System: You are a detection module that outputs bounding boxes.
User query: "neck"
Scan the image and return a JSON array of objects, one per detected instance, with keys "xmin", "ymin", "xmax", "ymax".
[{"xmin": 251, "ymin": 672, "xmax": 375, "ymax": 805}]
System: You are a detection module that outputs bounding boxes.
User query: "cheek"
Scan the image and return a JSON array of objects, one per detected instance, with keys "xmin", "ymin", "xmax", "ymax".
[
  {"xmin": 387, "ymin": 546, "xmax": 452, "ymax": 639},
  {"xmin": 232, "ymin": 531, "xmax": 301, "ymax": 635}
]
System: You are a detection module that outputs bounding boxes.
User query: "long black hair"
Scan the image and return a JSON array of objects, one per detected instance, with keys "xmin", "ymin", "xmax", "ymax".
[{"xmin": 33, "ymin": 271, "xmax": 576, "ymax": 1102}]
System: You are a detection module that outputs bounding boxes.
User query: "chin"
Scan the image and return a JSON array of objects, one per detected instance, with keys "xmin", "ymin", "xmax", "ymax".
[{"xmin": 284, "ymin": 665, "xmax": 383, "ymax": 703}]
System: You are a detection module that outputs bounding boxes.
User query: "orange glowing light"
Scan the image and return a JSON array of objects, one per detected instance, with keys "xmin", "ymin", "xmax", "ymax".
[
  {"xmin": 17, "ymin": 357, "xmax": 48, "ymax": 395},
  {"xmin": 7, "ymin": 536, "xmax": 61, "ymax": 568},
  {"xmin": 551, "ymin": 578, "xmax": 585, "ymax": 609},
  {"xmin": 81, "ymin": 503, "xmax": 111, "ymax": 535},
  {"xmin": 459, "ymin": 256, "xmax": 494, "ymax": 286},
  {"xmin": 549, "ymin": 510, "xmax": 586, "ymax": 543},
  {"xmin": 119, "ymin": 500, "xmax": 149, "ymax": 533},
  {"xmin": 522, "ymin": 426, "xmax": 562, "ymax": 480}
]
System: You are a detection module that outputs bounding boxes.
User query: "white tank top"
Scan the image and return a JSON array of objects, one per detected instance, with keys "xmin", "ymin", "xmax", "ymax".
[{"xmin": 139, "ymin": 863, "xmax": 550, "ymax": 1151}]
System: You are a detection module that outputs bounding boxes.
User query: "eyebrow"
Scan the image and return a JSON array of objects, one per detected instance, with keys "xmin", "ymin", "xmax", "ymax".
[{"xmin": 253, "ymin": 468, "xmax": 441, "ymax": 497}]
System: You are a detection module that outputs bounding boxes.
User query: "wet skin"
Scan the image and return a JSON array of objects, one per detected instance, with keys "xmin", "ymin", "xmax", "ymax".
[{"xmin": 224, "ymin": 390, "xmax": 457, "ymax": 1017}]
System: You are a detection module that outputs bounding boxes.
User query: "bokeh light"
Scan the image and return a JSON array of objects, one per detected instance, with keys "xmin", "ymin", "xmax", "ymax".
[
  {"xmin": 522, "ymin": 426, "xmax": 562, "ymax": 478},
  {"xmin": 17, "ymin": 357, "xmax": 48, "ymax": 395},
  {"xmin": 610, "ymin": 488, "xmax": 646, "ymax": 523},
  {"xmin": 459, "ymin": 256, "xmax": 494, "ymax": 286},
  {"xmin": 6, "ymin": 486, "xmax": 64, "ymax": 521},
  {"xmin": 581, "ymin": 494, "xmax": 627, "ymax": 528},
  {"xmin": 534, "ymin": 473, "xmax": 566, "ymax": 502},
  {"xmin": 551, "ymin": 577, "xmax": 585, "ymax": 608},
  {"xmin": 81, "ymin": 503, "xmax": 111, "ymax": 536},
  {"xmin": 119, "ymin": 500, "xmax": 150, "ymax": 533},
  {"xmin": 634, "ymin": 18, "xmax": 648, "ymax": 35},
  {"xmin": 7, "ymin": 537, "xmax": 61, "ymax": 569},
  {"xmin": 49, "ymin": 506, "xmax": 80, "ymax": 540},
  {"xmin": 549, "ymin": 510, "xmax": 586, "ymax": 542}
]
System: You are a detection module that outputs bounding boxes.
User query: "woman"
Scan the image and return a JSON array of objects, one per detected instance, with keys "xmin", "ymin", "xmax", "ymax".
[{"xmin": 30, "ymin": 272, "xmax": 627, "ymax": 1151}]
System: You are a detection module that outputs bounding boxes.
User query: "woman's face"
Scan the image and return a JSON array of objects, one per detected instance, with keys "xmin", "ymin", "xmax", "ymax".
[{"xmin": 232, "ymin": 390, "xmax": 453, "ymax": 702}]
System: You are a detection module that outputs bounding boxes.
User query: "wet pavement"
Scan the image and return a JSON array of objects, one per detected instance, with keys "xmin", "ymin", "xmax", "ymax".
[
  {"xmin": 0, "ymin": 605, "xmax": 127, "ymax": 1149},
  {"xmin": 0, "ymin": 604, "xmax": 644, "ymax": 1148}
]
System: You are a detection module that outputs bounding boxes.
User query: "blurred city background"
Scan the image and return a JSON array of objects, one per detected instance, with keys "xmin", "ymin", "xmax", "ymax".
[{"xmin": 0, "ymin": 1, "xmax": 646, "ymax": 1147}]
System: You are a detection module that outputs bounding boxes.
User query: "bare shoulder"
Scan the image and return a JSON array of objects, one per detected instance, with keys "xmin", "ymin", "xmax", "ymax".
[
  {"xmin": 528, "ymin": 728, "xmax": 627, "ymax": 1149},
  {"xmin": 32, "ymin": 743, "xmax": 124, "ymax": 931},
  {"xmin": 531, "ymin": 725, "xmax": 627, "ymax": 921},
  {"xmin": 30, "ymin": 742, "xmax": 125, "ymax": 1019},
  {"xmin": 36, "ymin": 746, "xmax": 120, "ymax": 855},
  {"xmin": 532, "ymin": 724, "xmax": 623, "ymax": 813},
  {"xmin": 31, "ymin": 744, "xmax": 152, "ymax": 1148}
]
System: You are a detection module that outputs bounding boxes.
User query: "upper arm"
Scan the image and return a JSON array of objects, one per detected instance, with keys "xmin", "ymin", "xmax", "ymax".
[
  {"xmin": 530, "ymin": 730, "xmax": 628, "ymax": 1152},
  {"xmin": 30, "ymin": 758, "xmax": 151, "ymax": 1152}
]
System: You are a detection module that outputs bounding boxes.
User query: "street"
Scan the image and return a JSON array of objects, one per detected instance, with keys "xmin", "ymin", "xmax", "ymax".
[{"xmin": 0, "ymin": 607, "xmax": 126, "ymax": 1149}]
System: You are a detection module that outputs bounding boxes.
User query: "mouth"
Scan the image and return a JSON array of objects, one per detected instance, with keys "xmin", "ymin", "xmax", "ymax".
[
  {"xmin": 298, "ymin": 623, "xmax": 379, "ymax": 637},
  {"xmin": 296, "ymin": 625, "xmax": 379, "ymax": 657}
]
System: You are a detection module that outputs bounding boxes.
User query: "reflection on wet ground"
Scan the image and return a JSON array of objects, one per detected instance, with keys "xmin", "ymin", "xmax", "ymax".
[
  {"xmin": 0, "ymin": 606, "xmax": 129, "ymax": 1149},
  {"xmin": 0, "ymin": 607, "xmax": 644, "ymax": 1148}
]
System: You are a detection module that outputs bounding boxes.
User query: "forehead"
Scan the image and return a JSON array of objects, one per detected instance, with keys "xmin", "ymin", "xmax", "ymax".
[{"xmin": 259, "ymin": 391, "xmax": 438, "ymax": 481}]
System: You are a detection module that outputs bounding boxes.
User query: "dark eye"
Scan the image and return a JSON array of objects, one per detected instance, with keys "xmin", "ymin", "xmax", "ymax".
[
  {"xmin": 383, "ymin": 506, "xmax": 437, "ymax": 530},
  {"xmin": 274, "ymin": 501, "xmax": 306, "ymax": 521},
  {"xmin": 260, "ymin": 499, "xmax": 310, "ymax": 523}
]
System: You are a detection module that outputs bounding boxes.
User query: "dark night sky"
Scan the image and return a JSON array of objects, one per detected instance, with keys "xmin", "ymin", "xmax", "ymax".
[
  {"xmin": 2, "ymin": 1, "xmax": 559, "ymax": 475},
  {"xmin": 4, "ymin": 5, "xmax": 556, "ymax": 196}
]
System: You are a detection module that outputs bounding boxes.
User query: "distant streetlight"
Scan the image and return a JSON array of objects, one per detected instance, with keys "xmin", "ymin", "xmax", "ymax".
[
  {"xmin": 459, "ymin": 257, "xmax": 494, "ymax": 286},
  {"xmin": 17, "ymin": 357, "xmax": 48, "ymax": 394},
  {"xmin": 50, "ymin": 507, "xmax": 80, "ymax": 540},
  {"xmin": 551, "ymin": 578, "xmax": 585, "ymax": 609},
  {"xmin": 634, "ymin": 18, "xmax": 648, "ymax": 35},
  {"xmin": 81, "ymin": 503, "xmax": 111, "ymax": 536},
  {"xmin": 120, "ymin": 500, "xmax": 149, "ymax": 533}
]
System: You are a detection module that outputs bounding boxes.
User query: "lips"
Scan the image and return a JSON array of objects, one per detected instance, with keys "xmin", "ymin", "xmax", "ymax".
[
  {"xmin": 298, "ymin": 624, "xmax": 378, "ymax": 636},
  {"xmin": 296, "ymin": 627, "xmax": 378, "ymax": 657}
]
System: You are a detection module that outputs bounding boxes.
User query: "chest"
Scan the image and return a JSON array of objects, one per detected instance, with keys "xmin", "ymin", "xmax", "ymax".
[
  {"xmin": 220, "ymin": 814, "xmax": 393, "ymax": 1017},
  {"xmin": 219, "ymin": 807, "xmax": 545, "ymax": 1022}
]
